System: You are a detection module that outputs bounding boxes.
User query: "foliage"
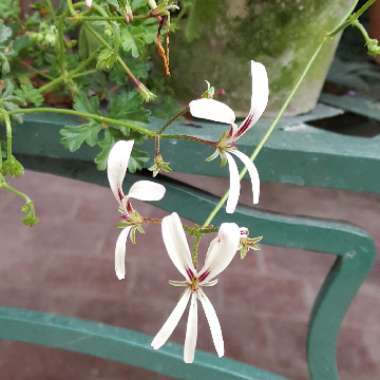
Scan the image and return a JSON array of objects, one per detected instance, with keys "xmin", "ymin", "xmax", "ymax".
[
  {"xmin": 0, "ymin": 0, "xmax": 177, "ymax": 173},
  {"xmin": 0, "ymin": 0, "xmax": 181, "ymax": 224}
]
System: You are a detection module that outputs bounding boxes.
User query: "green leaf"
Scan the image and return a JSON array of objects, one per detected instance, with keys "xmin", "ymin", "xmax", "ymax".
[
  {"xmin": 21, "ymin": 200, "xmax": 39, "ymax": 226},
  {"xmin": 1, "ymin": 155, "xmax": 24, "ymax": 177},
  {"xmin": 60, "ymin": 123, "xmax": 102, "ymax": 152},
  {"xmin": 95, "ymin": 129, "xmax": 115, "ymax": 170},
  {"xmin": 120, "ymin": 21, "xmax": 156, "ymax": 58},
  {"xmin": 0, "ymin": 22, "xmax": 12, "ymax": 44},
  {"xmin": 108, "ymin": 90, "xmax": 150, "ymax": 121},
  {"xmin": 14, "ymin": 82, "xmax": 44, "ymax": 107},
  {"xmin": 127, "ymin": 146, "xmax": 149, "ymax": 173},
  {"xmin": 73, "ymin": 93, "xmax": 100, "ymax": 114},
  {"xmin": 97, "ymin": 48, "xmax": 118, "ymax": 71},
  {"xmin": 0, "ymin": 0, "xmax": 19, "ymax": 19}
]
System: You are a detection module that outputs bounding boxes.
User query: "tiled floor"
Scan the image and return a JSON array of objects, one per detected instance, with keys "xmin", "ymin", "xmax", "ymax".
[{"xmin": 0, "ymin": 170, "xmax": 379, "ymax": 380}]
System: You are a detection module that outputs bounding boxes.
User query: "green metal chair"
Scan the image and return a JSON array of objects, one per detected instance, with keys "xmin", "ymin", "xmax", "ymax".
[{"xmin": 1, "ymin": 100, "xmax": 376, "ymax": 379}]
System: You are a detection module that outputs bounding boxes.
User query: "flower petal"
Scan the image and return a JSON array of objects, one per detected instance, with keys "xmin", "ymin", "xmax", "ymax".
[
  {"xmin": 162, "ymin": 213, "xmax": 196, "ymax": 280},
  {"xmin": 225, "ymin": 152, "xmax": 240, "ymax": 214},
  {"xmin": 151, "ymin": 288, "xmax": 191, "ymax": 350},
  {"xmin": 199, "ymin": 222, "xmax": 240, "ymax": 282},
  {"xmin": 85, "ymin": 0, "xmax": 93, "ymax": 7},
  {"xmin": 235, "ymin": 61, "xmax": 269, "ymax": 139},
  {"xmin": 189, "ymin": 99, "xmax": 236, "ymax": 125},
  {"xmin": 128, "ymin": 180, "xmax": 166, "ymax": 201},
  {"xmin": 184, "ymin": 292, "xmax": 198, "ymax": 363},
  {"xmin": 198, "ymin": 288, "xmax": 224, "ymax": 357},
  {"xmin": 115, "ymin": 226, "xmax": 132, "ymax": 280},
  {"xmin": 107, "ymin": 140, "xmax": 134, "ymax": 204},
  {"xmin": 229, "ymin": 149, "xmax": 260, "ymax": 205}
]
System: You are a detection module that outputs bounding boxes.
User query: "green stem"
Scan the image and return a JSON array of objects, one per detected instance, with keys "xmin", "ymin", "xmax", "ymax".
[
  {"xmin": 9, "ymin": 107, "xmax": 219, "ymax": 146},
  {"xmin": 84, "ymin": 23, "xmax": 156, "ymax": 102},
  {"xmin": 3, "ymin": 112, "xmax": 13, "ymax": 159},
  {"xmin": 158, "ymin": 108, "xmax": 187, "ymax": 134},
  {"xmin": 71, "ymin": 69, "xmax": 98, "ymax": 79},
  {"xmin": 66, "ymin": 0, "xmax": 77, "ymax": 17},
  {"xmin": 45, "ymin": 0, "xmax": 56, "ymax": 19},
  {"xmin": 191, "ymin": 234, "xmax": 202, "ymax": 267},
  {"xmin": 0, "ymin": 138, "xmax": 3, "ymax": 169},
  {"xmin": 329, "ymin": 0, "xmax": 374, "ymax": 36},
  {"xmin": 38, "ymin": 52, "xmax": 97, "ymax": 94},
  {"xmin": 202, "ymin": 36, "xmax": 328, "ymax": 228},
  {"xmin": 10, "ymin": 107, "xmax": 156, "ymax": 137},
  {"xmin": 67, "ymin": 14, "xmax": 151, "ymax": 22},
  {"xmin": 160, "ymin": 133, "xmax": 216, "ymax": 146},
  {"xmin": 57, "ymin": 16, "xmax": 67, "ymax": 73},
  {"xmin": 2, "ymin": 181, "xmax": 31, "ymax": 204},
  {"xmin": 352, "ymin": 0, "xmax": 376, "ymax": 20},
  {"xmin": 352, "ymin": 19, "xmax": 371, "ymax": 41}
]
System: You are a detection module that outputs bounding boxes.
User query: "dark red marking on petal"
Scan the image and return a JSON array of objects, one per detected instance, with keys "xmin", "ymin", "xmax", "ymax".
[
  {"xmin": 235, "ymin": 112, "xmax": 254, "ymax": 139},
  {"xmin": 198, "ymin": 271, "xmax": 209, "ymax": 282},
  {"xmin": 126, "ymin": 200, "xmax": 134, "ymax": 213},
  {"xmin": 186, "ymin": 267, "xmax": 195, "ymax": 280},
  {"xmin": 117, "ymin": 188, "xmax": 124, "ymax": 202}
]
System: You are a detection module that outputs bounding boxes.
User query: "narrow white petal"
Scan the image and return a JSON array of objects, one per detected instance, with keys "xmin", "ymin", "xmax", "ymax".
[
  {"xmin": 225, "ymin": 152, "xmax": 240, "ymax": 214},
  {"xmin": 107, "ymin": 140, "xmax": 134, "ymax": 204},
  {"xmin": 85, "ymin": 0, "xmax": 93, "ymax": 7},
  {"xmin": 115, "ymin": 227, "xmax": 132, "ymax": 280},
  {"xmin": 184, "ymin": 293, "xmax": 198, "ymax": 363},
  {"xmin": 151, "ymin": 288, "xmax": 191, "ymax": 350},
  {"xmin": 250, "ymin": 60, "xmax": 269, "ymax": 124},
  {"xmin": 128, "ymin": 180, "xmax": 166, "ymax": 202},
  {"xmin": 189, "ymin": 99, "xmax": 236, "ymax": 125},
  {"xmin": 199, "ymin": 223, "xmax": 241, "ymax": 282},
  {"xmin": 230, "ymin": 150, "xmax": 260, "ymax": 205},
  {"xmin": 235, "ymin": 61, "xmax": 269, "ymax": 139},
  {"xmin": 162, "ymin": 213, "xmax": 196, "ymax": 280},
  {"xmin": 198, "ymin": 288, "xmax": 224, "ymax": 357}
]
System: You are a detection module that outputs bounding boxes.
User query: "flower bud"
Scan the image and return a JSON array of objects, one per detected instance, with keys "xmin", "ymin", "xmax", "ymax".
[
  {"xmin": 147, "ymin": 0, "xmax": 157, "ymax": 10},
  {"xmin": 124, "ymin": 1, "xmax": 133, "ymax": 23},
  {"xmin": 1, "ymin": 155, "xmax": 24, "ymax": 177}
]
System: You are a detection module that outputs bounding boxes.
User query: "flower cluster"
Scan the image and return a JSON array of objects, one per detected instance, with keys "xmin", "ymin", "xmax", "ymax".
[
  {"xmin": 106, "ymin": 59, "xmax": 268, "ymax": 363},
  {"xmin": 189, "ymin": 60, "xmax": 269, "ymax": 213}
]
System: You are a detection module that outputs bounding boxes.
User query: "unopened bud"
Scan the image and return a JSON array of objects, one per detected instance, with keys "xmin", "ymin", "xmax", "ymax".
[
  {"xmin": 367, "ymin": 38, "xmax": 380, "ymax": 57},
  {"xmin": 149, "ymin": 153, "xmax": 172, "ymax": 177},
  {"xmin": 131, "ymin": 77, "xmax": 157, "ymax": 102},
  {"xmin": 1, "ymin": 155, "xmax": 24, "ymax": 177},
  {"xmin": 148, "ymin": 0, "xmax": 157, "ymax": 9},
  {"xmin": 125, "ymin": 1, "xmax": 133, "ymax": 23},
  {"xmin": 201, "ymin": 80, "xmax": 215, "ymax": 99}
]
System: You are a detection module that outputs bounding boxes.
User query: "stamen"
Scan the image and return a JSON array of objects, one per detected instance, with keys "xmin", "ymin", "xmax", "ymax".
[
  {"xmin": 198, "ymin": 271, "xmax": 209, "ymax": 282},
  {"xmin": 186, "ymin": 267, "xmax": 195, "ymax": 280},
  {"xmin": 126, "ymin": 200, "xmax": 134, "ymax": 213}
]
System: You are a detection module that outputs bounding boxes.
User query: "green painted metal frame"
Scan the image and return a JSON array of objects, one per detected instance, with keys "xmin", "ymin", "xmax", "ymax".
[
  {"xmin": 0, "ymin": 307, "xmax": 285, "ymax": 380},
  {"xmin": 14, "ymin": 110, "xmax": 380, "ymax": 194},
  {"xmin": 0, "ymin": 113, "xmax": 376, "ymax": 379}
]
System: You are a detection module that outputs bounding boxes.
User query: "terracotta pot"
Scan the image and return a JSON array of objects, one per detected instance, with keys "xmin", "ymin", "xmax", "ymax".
[{"xmin": 170, "ymin": 0, "xmax": 358, "ymax": 116}]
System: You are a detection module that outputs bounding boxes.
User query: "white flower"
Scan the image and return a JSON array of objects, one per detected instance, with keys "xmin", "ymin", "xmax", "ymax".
[
  {"xmin": 107, "ymin": 140, "xmax": 166, "ymax": 280},
  {"xmin": 85, "ymin": 0, "xmax": 93, "ymax": 8},
  {"xmin": 151, "ymin": 212, "xmax": 241, "ymax": 363},
  {"xmin": 189, "ymin": 60, "xmax": 269, "ymax": 214}
]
